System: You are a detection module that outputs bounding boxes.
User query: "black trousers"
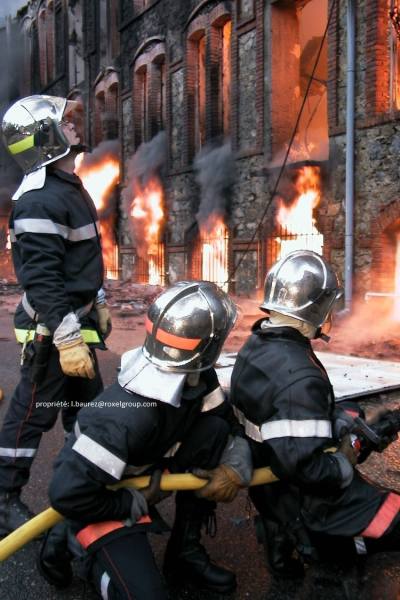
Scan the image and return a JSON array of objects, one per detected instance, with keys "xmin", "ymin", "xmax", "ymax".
[
  {"xmin": 0, "ymin": 344, "xmax": 103, "ymax": 492},
  {"xmin": 87, "ymin": 413, "xmax": 230, "ymax": 600},
  {"xmin": 308, "ymin": 512, "xmax": 400, "ymax": 562}
]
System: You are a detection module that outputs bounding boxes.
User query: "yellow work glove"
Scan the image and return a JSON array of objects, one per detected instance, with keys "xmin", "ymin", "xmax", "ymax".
[
  {"xmin": 96, "ymin": 303, "xmax": 112, "ymax": 338},
  {"xmin": 57, "ymin": 336, "xmax": 96, "ymax": 379},
  {"xmin": 193, "ymin": 465, "xmax": 243, "ymax": 503}
]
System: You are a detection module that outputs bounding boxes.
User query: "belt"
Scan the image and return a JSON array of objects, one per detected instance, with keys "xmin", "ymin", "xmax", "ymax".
[{"xmin": 22, "ymin": 292, "xmax": 94, "ymax": 322}]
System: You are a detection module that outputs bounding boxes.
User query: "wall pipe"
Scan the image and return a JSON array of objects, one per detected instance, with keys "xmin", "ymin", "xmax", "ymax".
[{"xmin": 344, "ymin": 0, "xmax": 356, "ymax": 310}]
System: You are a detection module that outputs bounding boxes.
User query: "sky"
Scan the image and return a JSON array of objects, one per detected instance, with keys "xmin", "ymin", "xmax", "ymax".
[{"xmin": 0, "ymin": 0, "xmax": 27, "ymax": 25}]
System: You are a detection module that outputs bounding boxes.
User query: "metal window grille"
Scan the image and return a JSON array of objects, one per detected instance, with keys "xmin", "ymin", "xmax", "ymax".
[
  {"xmin": 189, "ymin": 228, "xmax": 230, "ymax": 291},
  {"xmin": 265, "ymin": 225, "xmax": 324, "ymax": 271},
  {"xmin": 135, "ymin": 242, "xmax": 166, "ymax": 286}
]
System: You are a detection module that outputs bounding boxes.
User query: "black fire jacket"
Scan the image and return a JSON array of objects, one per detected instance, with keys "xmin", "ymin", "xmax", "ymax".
[
  {"xmin": 9, "ymin": 168, "xmax": 104, "ymax": 334},
  {"xmin": 49, "ymin": 368, "xmax": 239, "ymax": 524},
  {"xmin": 230, "ymin": 321, "xmax": 386, "ymax": 537}
]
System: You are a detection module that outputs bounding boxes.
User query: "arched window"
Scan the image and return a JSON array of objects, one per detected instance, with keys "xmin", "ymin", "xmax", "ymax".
[
  {"xmin": 94, "ymin": 87, "xmax": 106, "ymax": 146},
  {"xmin": 46, "ymin": 0, "xmax": 55, "ymax": 83},
  {"xmin": 94, "ymin": 69, "xmax": 120, "ymax": 143},
  {"xmin": 132, "ymin": 40, "xmax": 166, "ymax": 148},
  {"xmin": 134, "ymin": 64, "xmax": 148, "ymax": 146},
  {"xmin": 211, "ymin": 13, "xmax": 232, "ymax": 137},
  {"xmin": 20, "ymin": 17, "xmax": 33, "ymax": 96},
  {"xmin": 38, "ymin": 4, "xmax": 48, "ymax": 86},
  {"xmin": 187, "ymin": 27, "xmax": 206, "ymax": 158}
]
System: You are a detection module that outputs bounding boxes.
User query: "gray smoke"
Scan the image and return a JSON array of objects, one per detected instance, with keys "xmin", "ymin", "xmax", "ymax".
[
  {"xmin": 124, "ymin": 131, "xmax": 167, "ymax": 192},
  {"xmin": 79, "ymin": 140, "xmax": 120, "ymax": 168},
  {"xmin": 122, "ymin": 132, "xmax": 167, "ymax": 256},
  {"xmin": 194, "ymin": 142, "xmax": 235, "ymax": 232}
]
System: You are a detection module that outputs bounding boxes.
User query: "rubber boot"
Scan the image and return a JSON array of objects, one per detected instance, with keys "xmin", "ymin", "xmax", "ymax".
[
  {"xmin": 163, "ymin": 493, "xmax": 236, "ymax": 594},
  {"xmin": 255, "ymin": 515, "xmax": 304, "ymax": 579},
  {"xmin": 37, "ymin": 522, "xmax": 73, "ymax": 588},
  {"xmin": 0, "ymin": 491, "xmax": 35, "ymax": 537}
]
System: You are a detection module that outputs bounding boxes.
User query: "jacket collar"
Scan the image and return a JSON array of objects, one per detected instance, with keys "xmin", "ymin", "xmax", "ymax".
[
  {"xmin": 47, "ymin": 167, "xmax": 82, "ymax": 186},
  {"xmin": 252, "ymin": 318, "xmax": 312, "ymax": 346}
]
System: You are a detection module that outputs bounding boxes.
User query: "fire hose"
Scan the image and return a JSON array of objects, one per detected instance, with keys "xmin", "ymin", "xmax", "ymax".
[
  {"xmin": 0, "ymin": 467, "xmax": 278, "ymax": 562},
  {"xmin": 1, "ymin": 407, "xmax": 399, "ymax": 562}
]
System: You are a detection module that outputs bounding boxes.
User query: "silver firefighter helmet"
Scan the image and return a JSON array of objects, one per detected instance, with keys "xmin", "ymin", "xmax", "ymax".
[
  {"xmin": 260, "ymin": 250, "xmax": 343, "ymax": 328},
  {"xmin": 143, "ymin": 281, "xmax": 237, "ymax": 373},
  {"xmin": 2, "ymin": 95, "xmax": 70, "ymax": 174}
]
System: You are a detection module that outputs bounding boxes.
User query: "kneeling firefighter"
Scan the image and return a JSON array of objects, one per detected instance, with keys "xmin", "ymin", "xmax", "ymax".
[
  {"xmin": 39, "ymin": 281, "xmax": 253, "ymax": 599},
  {"xmin": 231, "ymin": 250, "xmax": 400, "ymax": 577},
  {"xmin": 0, "ymin": 95, "xmax": 112, "ymax": 535}
]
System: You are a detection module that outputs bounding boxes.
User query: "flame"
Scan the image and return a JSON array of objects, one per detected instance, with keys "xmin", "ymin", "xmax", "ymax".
[
  {"xmin": 200, "ymin": 214, "xmax": 229, "ymax": 292},
  {"xmin": 130, "ymin": 178, "xmax": 165, "ymax": 285},
  {"xmin": 75, "ymin": 153, "xmax": 120, "ymax": 279},
  {"xmin": 275, "ymin": 166, "xmax": 323, "ymax": 257}
]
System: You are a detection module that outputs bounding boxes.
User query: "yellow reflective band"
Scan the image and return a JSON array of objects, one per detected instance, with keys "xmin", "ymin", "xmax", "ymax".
[
  {"xmin": 14, "ymin": 329, "xmax": 35, "ymax": 344},
  {"xmin": 8, "ymin": 135, "xmax": 35, "ymax": 155},
  {"xmin": 81, "ymin": 329, "xmax": 101, "ymax": 344},
  {"xmin": 15, "ymin": 328, "xmax": 101, "ymax": 344}
]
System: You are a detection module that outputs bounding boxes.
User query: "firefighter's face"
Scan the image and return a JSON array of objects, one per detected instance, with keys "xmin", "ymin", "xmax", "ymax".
[
  {"xmin": 61, "ymin": 100, "xmax": 84, "ymax": 147},
  {"xmin": 321, "ymin": 311, "xmax": 333, "ymax": 336}
]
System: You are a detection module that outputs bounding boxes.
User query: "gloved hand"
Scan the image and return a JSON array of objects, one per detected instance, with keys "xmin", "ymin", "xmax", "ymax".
[
  {"xmin": 96, "ymin": 303, "xmax": 112, "ymax": 339},
  {"xmin": 127, "ymin": 470, "xmax": 170, "ymax": 523},
  {"xmin": 193, "ymin": 435, "xmax": 253, "ymax": 503},
  {"xmin": 57, "ymin": 336, "xmax": 95, "ymax": 379},
  {"xmin": 141, "ymin": 470, "xmax": 171, "ymax": 506},
  {"xmin": 126, "ymin": 488, "xmax": 149, "ymax": 523},
  {"xmin": 193, "ymin": 464, "xmax": 243, "ymax": 503},
  {"xmin": 337, "ymin": 433, "xmax": 359, "ymax": 467}
]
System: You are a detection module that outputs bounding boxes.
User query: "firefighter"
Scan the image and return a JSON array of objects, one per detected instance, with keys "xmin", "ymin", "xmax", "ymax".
[
  {"xmin": 230, "ymin": 250, "xmax": 400, "ymax": 577},
  {"xmin": 38, "ymin": 281, "xmax": 252, "ymax": 599},
  {"xmin": 0, "ymin": 95, "xmax": 111, "ymax": 535}
]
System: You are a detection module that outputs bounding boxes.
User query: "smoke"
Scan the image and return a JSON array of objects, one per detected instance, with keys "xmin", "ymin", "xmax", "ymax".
[
  {"xmin": 194, "ymin": 142, "xmax": 236, "ymax": 232},
  {"xmin": 124, "ymin": 132, "xmax": 167, "ymax": 194},
  {"xmin": 79, "ymin": 140, "xmax": 120, "ymax": 168},
  {"xmin": 314, "ymin": 298, "xmax": 400, "ymax": 361},
  {"xmin": 122, "ymin": 132, "xmax": 167, "ymax": 257}
]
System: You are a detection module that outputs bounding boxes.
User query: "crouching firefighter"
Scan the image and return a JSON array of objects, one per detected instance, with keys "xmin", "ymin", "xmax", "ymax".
[
  {"xmin": 38, "ymin": 281, "xmax": 253, "ymax": 599},
  {"xmin": 0, "ymin": 95, "xmax": 112, "ymax": 535},
  {"xmin": 230, "ymin": 250, "xmax": 400, "ymax": 577}
]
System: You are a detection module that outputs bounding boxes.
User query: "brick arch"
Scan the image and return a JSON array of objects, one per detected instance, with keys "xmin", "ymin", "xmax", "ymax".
[
  {"xmin": 370, "ymin": 200, "xmax": 400, "ymax": 293},
  {"xmin": 132, "ymin": 41, "xmax": 166, "ymax": 147},
  {"xmin": 132, "ymin": 38, "xmax": 166, "ymax": 67},
  {"xmin": 93, "ymin": 69, "xmax": 120, "ymax": 143}
]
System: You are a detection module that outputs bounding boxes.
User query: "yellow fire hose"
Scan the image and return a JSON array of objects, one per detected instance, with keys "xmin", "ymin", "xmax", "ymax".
[{"xmin": 0, "ymin": 467, "xmax": 278, "ymax": 562}]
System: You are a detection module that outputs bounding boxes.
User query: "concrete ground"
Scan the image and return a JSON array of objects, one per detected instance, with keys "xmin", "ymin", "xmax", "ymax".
[{"xmin": 1, "ymin": 293, "xmax": 400, "ymax": 599}]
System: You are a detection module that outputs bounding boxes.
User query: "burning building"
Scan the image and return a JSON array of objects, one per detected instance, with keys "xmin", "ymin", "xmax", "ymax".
[{"xmin": 0, "ymin": 0, "xmax": 400, "ymax": 311}]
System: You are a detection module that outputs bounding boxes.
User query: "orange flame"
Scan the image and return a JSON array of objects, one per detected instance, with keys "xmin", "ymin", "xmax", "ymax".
[
  {"xmin": 200, "ymin": 214, "xmax": 229, "ymax": 292},
  {"xmin": 276, "ymin": 166, "xmax": 323, "ymax": 257},
  {"xmin": 130, "ymin": 178, "xmax": 165, "ymax": 285},
  {"xmin": 75, "ymin": 153, "xmax": 120, "ymax": 279}
]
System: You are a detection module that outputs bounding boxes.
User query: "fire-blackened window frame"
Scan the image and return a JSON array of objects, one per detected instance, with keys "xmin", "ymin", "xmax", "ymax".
[
  {"xmin": 19, "ymin": 17, "xmax": 33, "ymax": 97},
  {"xmin": 132, "ymin": 40, "xmax": 166, "ymax": 150},
  {"xmin": 54, "ymin": 0, "xmax": 66, "ymax": 78},
  {"xmin": 270, "ymin": 0, "xmax": 329, "ymax": 160},
  {"xmin": 390, "ymin": 2, "xmax": 400, "ymax": 112},
  {"xmin": 210, "ymin": 13, "xmax": 232, "ymax": 139},
  {"xmin": 38, "ymin": 2, "xmax": 49, "ymax": 87},
  {"xmin": 94, "ymin": 69, "xmax": 120, "ymax": 143},
  {"xmin": 185, "ymin": 4, "xmax": 233, "ymax": 162}
]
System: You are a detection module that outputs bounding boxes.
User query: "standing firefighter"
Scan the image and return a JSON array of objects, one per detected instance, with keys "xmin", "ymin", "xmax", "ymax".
[
  {"xmin": 38, "ymin": 281, "xmax": 252, "ymax": 599},
  {"xmin": 231, "ymin": 250, "xmax": 400, "ymax": 577},
  {"xmin": 0, "ymin": 95, "xmax": 111, "ymax": 534}
]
